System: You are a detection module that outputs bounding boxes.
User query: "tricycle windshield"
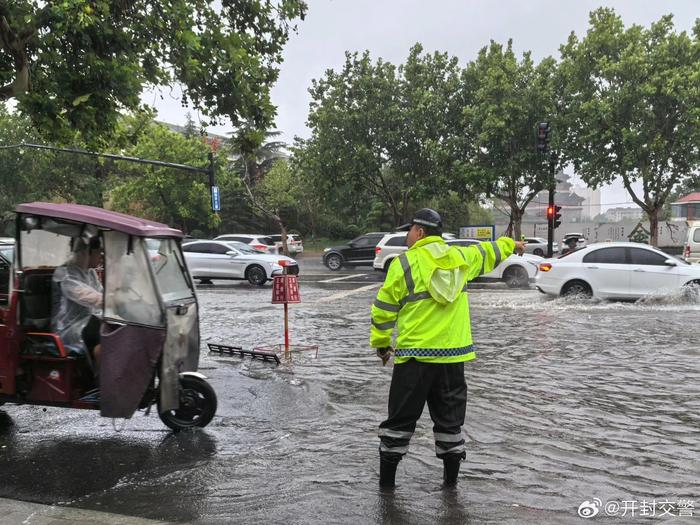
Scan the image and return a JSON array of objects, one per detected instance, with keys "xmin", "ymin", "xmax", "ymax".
[
  {"xmin": 147, "ymin": 238, "xmax": 194, "ymax": 304},
  {"xmin": 103, "ymin": 231, "xmax": 163, "ymax": 327}
]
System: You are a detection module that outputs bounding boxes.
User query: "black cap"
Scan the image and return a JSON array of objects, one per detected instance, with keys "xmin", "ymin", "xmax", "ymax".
[{"xmin": 396, "ymin": 208, "xmax": 443, "ymax": 233}]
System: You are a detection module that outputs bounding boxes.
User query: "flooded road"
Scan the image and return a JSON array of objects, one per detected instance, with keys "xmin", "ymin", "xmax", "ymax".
[{"xmin": 1, "ymin": 266, "xmax": 699, "ymax": 524}]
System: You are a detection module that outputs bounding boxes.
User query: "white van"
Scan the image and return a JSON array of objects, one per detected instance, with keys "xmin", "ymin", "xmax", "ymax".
[{"xmin": 683, "ymin": 221, "xmax": 700, "ymax": 263}]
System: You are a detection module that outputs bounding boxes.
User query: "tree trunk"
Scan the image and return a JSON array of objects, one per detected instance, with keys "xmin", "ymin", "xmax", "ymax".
[
  {"xmin": 277, "ymin": 211, "xmax": 288, "ymax": 255},
  {"xmin": 511, "ymin": 206, "xmax": 523, "ymax": 240},
  {"xmin": 648, "ymin": 207, "xmax": 660, "ymax": 247}
]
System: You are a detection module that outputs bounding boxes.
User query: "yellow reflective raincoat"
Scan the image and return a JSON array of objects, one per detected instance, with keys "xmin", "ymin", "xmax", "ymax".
[{"xmin": 370, "ymin": 236, "xmax": 515, "ymax": 364}]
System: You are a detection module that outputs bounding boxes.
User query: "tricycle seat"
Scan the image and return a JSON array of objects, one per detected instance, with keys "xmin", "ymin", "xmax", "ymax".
[
  {"xmin": 21, "ymin": 332, "xmax": 76, "ymax": 358},
  {"xmin": 20, "ymin": 269, "xmax": 55, "ymax": 330}
]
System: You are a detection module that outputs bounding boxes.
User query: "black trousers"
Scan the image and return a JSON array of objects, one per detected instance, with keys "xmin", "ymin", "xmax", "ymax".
[
  {"xmin": 379, "ymin": 359, "xmax": 467, "ymax": 462},
  {"xmin": 82, "ymin": 315, "xmax": 101, "ymax": 352}
]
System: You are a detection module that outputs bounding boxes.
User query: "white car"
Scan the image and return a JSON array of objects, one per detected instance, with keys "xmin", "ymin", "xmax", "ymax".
[
  {"xmin": 269, "ymin": 233, "xmax": 304, "ymax": 255},
  {"xmin": 182, "ymin": 240, "xmax": 297, "ymax": 286},
  {"xmin": 214, "ymin": 234, "xmax": 279, "ymax": 254},
  {"xmin": 372, "ymin": 233, "xmax": 539, "ymax": 288},
  {"xmin": 535, "ymin": 241, "xmax": 700, "ymax": 299},
  {"xmin": 447, "ymin": 239, "xmax": 541, "ymax": 288},
  {"xmin": 523, "ymin": 237, "xmax": 558, "ymax": 257},
  {"xmin": 683, "ymin": 221, "xmax": 700, "ymax": 263}
]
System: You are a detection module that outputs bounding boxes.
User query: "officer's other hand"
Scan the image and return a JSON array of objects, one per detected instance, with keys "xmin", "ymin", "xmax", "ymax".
[
  {"xmin": 514, "ymin": 241, "xmax": 526, "ymax": 256},
  {"xmin": 376, "ymin": 347, "xmax": 393, "ymax": 366}
]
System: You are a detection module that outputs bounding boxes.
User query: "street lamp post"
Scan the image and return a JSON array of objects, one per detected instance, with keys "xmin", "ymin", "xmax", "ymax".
[{"xmin": 0, "ymin": 142, "xmax": 218, "ymax": 211}]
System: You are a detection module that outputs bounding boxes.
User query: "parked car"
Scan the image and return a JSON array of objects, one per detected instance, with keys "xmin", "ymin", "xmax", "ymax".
[
  {"xmin": 182, "ymin": 240, "xmax": 297, "ymax": 285},
  {"xmin": 683, "ymin": 221, "xmax": 700, "ymax": 263},
  {"xmin": 523, "ymin": 236, "xmax": 558, "ymax": 257},
  {"xmin": 372, "ymin": 233, "xmax": 539, "ymax": 288},
  {"xmin": 268, "ymin": 233, "xmax": 304, "ymax": 255},
  {"xmin": 535, "ymin": 242, "xmax": 700, "ymax": 299},
  {"xmin": 373, "ymin": 232, "xmax": 457, "ymax": 272},
  {"xmin": 213, "ymin": 234, "xmax": 279, "ymax": 254},
  {"xmin": 323, "ymin": 232, "xmax": 388, "ymax": 271}
]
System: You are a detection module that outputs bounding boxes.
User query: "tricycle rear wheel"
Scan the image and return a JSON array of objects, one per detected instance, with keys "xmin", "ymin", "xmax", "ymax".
[{"xmin": 158, "ymin": 375, "xmax": 217, "ymax": 431}]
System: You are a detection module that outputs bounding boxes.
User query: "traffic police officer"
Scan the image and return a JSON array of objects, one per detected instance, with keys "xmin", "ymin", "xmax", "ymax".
[{"xmin": 370, "ymin": 208, "xmax": 524, "ymax": 488}]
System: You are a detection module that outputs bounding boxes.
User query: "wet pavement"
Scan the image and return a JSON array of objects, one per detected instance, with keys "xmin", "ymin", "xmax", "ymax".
[{"xmin": 1, "ymin": 256, "xmax": 700, "ymax": 524}]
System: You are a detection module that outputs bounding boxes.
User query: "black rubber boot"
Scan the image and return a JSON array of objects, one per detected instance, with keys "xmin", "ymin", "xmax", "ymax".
[
  {"xmin": 443, "ymin": 456, "xmax": 462, "ymax": 487},
  {"xmin": 379, "ymin": 457, "xmax": 399, "ymax": 488}
]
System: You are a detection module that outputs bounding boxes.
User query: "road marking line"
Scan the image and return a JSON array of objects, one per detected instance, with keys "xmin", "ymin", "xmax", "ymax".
[
  {"xmin": 315, "ymin": 283, "xmax": 381, "ymax": 303},
  {"xmin": 319, "ymin": 274, "xmax": 367, "ymax": 283}
]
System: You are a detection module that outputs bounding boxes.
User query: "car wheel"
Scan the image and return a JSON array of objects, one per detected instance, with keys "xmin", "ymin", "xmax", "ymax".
[
  {"xmin": 503, "ymin": 265, "xmax": 529, "ymax": 288},
  {"xmin": 533, "ymin": 248, "xmax": 544, "ymax": 257},
  {"xmin": 246, "ymin": 265, "xmax": 268, "ymax": 286},
  {"xmin": 682, "ymin": 280, "xmax": 700, "ymax": 300},
  {"xmin": 382, "ymin": 259, "xmax": 394, "ymax": 273},
  {"xmin": 561, "ymin": 280, "xmax": 592, "ymax": 298},
  {"xmin": 326, "ymin": 253, "xmax": 343, "ymax": 271}
]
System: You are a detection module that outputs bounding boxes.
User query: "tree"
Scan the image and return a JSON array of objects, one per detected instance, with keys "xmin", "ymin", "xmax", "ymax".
[
  {"xmin": 245, "ymin": 159, "xmax": 299, "ymax": 252},
  {"xmin": 465, "ymin": 40, "xmax": 561, "ymax": 239},
  {"xmin": 559, "ymin": 9, "xmax": 700, "ymax": 246},
  {"xmin": 0, "ymin": 1, "xmax": 307, "ymax": 145},
  {"xmin": 301, "ymin": 51, "xmax": 408, "ymax": 225},
  {"xmin": 300, "ymin": 46, "xmax": 475, "ymax": 227}
]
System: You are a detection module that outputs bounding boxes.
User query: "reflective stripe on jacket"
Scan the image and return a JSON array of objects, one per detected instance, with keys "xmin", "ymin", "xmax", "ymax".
[{"xmin": 370, "ymin": 236, "xmax": 515, "ymax": 364}]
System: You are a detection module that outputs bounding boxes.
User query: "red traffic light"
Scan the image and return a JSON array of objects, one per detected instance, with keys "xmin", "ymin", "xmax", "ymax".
[{"xmin": 546, "ymin": 205, "xmax": 555, "ymax": 219}]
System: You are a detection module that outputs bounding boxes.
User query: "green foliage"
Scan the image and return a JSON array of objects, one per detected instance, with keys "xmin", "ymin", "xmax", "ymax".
[
  {"xmin": 560, "ymin": 8, "xmax": 700, "ymax": 244},
  {"xmin": 256, "ymin": 159, "xmax": 298, "ymax": 213},
  {"xmin": 0, "ymin": 0, "xmax": 307, "ymax": 146},
  {"xmin": 107, "ymin": 121, "xmax": 225, "ymax": 233},
  {"xmin": 0, "ymin": 106, "xmax": 103, "ymax": 215}
]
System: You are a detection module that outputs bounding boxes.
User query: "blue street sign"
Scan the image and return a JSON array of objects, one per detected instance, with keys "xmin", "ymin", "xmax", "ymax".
[{"xmin": 211, "ymin": 185, "xmax": 221, "ymax": 211}]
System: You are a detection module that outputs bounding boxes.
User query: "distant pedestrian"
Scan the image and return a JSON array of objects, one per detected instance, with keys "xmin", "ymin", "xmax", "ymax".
[{"xmin": 370, "ymin": 208, "xmax": 525, "ymax": 488}]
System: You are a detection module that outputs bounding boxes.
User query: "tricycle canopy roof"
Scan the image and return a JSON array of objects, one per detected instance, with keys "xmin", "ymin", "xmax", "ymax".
[{"xmin": 16, "ymin": 202, "xmax": 183, "ymax": 238}]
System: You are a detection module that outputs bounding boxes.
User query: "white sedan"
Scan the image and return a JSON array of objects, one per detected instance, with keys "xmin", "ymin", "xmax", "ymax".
[
  {"xmin": 182, "ymin": 240, "xmax": 298, "ymax": 286},
  {"xmin": 446, "ymin": 239, "xmax": 542, "ymax": 288},
  {"xmin": 535, "ymin": 242, "xmax": 700, "ymax": 299}
]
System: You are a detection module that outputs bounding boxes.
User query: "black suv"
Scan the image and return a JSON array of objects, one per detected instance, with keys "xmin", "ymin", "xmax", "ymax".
[{"xmin": 322, "ymin": 232, "xmax": 388, "ymax": 271}]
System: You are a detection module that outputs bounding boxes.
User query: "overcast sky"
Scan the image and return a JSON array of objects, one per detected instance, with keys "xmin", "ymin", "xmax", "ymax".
[{"xmin": 147, "ymin": 0, "xmax": 700, "ymax": 210}]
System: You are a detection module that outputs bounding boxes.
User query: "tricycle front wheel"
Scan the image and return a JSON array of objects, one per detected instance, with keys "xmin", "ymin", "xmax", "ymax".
[{"xmin": 158, "ymin": 375, "xmax": 217, "ymax": 431}]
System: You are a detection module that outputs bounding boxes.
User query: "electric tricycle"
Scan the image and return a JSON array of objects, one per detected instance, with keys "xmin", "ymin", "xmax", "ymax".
[{"xmin": 0, "ymin": 202, "xmax": 217, "ymax": 430}]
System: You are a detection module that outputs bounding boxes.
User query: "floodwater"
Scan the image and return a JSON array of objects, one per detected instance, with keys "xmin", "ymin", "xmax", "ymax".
[{"xmin": 1, "ymin": 274, "xmax": 699, "ymax": 524}]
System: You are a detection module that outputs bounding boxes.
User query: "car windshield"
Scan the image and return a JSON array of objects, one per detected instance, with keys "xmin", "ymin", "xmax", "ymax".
[{"xmin": 225, "ymin": 241, "xmax": 259, "ymax": 254}]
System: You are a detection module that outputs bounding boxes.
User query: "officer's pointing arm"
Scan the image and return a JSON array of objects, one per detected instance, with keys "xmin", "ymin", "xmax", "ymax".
[{"xmin": 460, "ymin": 237, "xmax": 516, "ymax": 282}]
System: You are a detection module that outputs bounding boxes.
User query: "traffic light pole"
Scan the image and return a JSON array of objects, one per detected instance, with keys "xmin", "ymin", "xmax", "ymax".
[
  {"xmin": 546, "ymin": 153, "xmax": 557, "ymax": 258},
  {"xmin": 547, "ymin": 183, "xmax": 555, "ymax": 258}
]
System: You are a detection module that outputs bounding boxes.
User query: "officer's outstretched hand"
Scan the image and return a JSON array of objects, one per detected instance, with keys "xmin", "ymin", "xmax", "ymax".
[
  {"xmin": 376, "ymin": 347, "xmax": 393, "ymax": 366},
  {"xmin": 514, "ymin": 241, "xmax": 526, "ymax": 256}
]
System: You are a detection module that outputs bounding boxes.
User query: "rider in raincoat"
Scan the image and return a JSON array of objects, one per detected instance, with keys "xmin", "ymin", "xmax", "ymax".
[{"xmin": 51, "ymin": 237, "xmax": 103, "ymax": 361}]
